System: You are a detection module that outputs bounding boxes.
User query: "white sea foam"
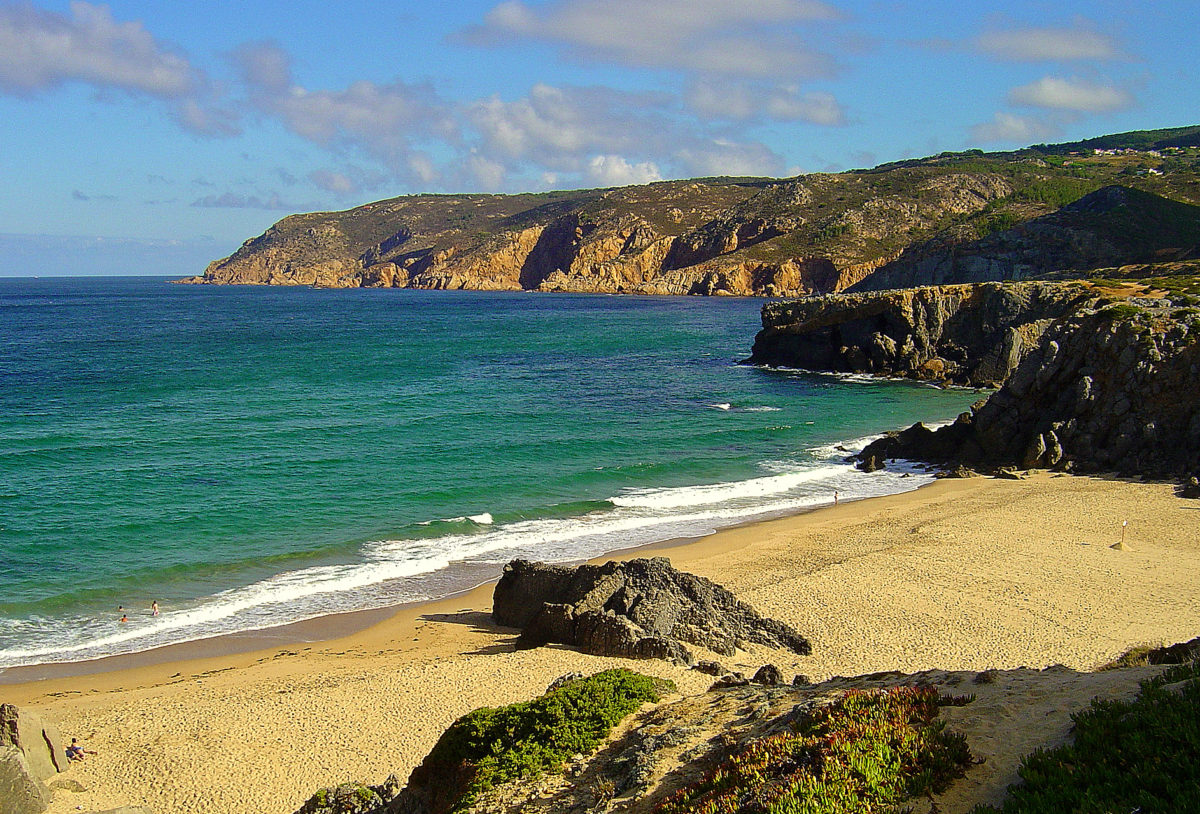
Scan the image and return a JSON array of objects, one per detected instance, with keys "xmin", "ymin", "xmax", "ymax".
[
  {"xmin": 0, "ymin": 440, "xmax": 942, "ymax": 669},
  {"xmin": 742, "ymin": 406, "xmax": 783, "ymax": 412},
  {"xmin": 708, "ymin": 402, "xmax": 732, "ymax": 410}
]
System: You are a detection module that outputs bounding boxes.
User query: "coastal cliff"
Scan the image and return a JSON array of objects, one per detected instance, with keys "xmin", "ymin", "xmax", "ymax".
[
  {"xmin": 178, "ymin": 126, "xmax": 1200, "ymax": 297},
  {"xmin": 748, "ymin": 281, "xmax": 1093, "ymax": 386},
  {"xmin": 750, "ymin": 277, "xmax": 1200, "ymax": 480}
]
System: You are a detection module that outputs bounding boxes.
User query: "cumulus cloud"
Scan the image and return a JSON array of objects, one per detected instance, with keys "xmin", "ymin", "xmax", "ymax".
[
  {"xmin": 461, "ymin": 82, "xmax": 787, "ymax": 187},
  {"xmin": 687, "ymin": 79, "xmax": 845, "ymax": 124},
  {"xmin": 0, "ymin": 2, "xmax": 240, "ymax": 136},
  {"xmin": 674, "ymin": 139, "xmax": 786, "ymax": 178},
  {"xmin": 0, "ymin": 1, "xmax": 194, "ymax": 96},
  {"xmin": 969, "ymin": 112, "xmax": 1060, "ymax": 144},
  {"xmin": 232, "ymin": 41, "xmax": 455, "ymax": 181},
  {"xmin": 585, "ymin": 155, "xmax": 663, "ymax": 186},
  {"xmin": 1008, "ymin": 76, "xmax": 1132, "ymax": 112},
  {"xmin": 462, "ymin": 0, "xmax": 840, "ymax": 79},
  {"xmin": 977, "ymin": 25, "xmax": 1121, "ymax": 62},
  {"xmin": 467, "ymin": 83, "xmax": 669, "ymax": 167}
]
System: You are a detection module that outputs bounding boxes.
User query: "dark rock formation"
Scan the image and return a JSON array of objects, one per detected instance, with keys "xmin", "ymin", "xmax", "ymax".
[
  {"xmin": 749, "ymin": 281, "xmax": 1092, "ymax": 386},
  {"xmin": 493, "ymin": 558, "xmax": 811, "ymax": 663},
  {"xmin": 0, "ymin": 704, "xmax": 66, "ymax": 814},
  {"xmin": 752, "ymin": 664, "xmax": 784, "ymax": 685},
  {"xmin": 856, "ymin": 296, "xmax": 1200, "ymax": 479}
]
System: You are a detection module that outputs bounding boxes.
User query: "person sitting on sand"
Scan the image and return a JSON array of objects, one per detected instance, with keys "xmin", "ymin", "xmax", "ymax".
[{"xmin": 65, "ymin": 738, "xmax": 96, "ymax": 761}]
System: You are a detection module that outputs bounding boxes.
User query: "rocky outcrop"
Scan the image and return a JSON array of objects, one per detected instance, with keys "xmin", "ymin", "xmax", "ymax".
[
  {"xmin": 0, "ymin": 705, "xmax": 66, "ymax": 814},
  {"xmin": 856, "ymin": 296, "xmax": 1200, "ymax": 479},
  {"xmin": 748, "ymin": 281, "xmax": 1094, "ymax": 386},
  {"xmin": 493, "ymin": 558, "xmax": 811, "ymax": 663}
]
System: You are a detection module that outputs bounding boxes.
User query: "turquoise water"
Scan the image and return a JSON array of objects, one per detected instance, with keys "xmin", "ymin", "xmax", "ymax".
[{"xmin": 0, "ymin": 277, "xmax": 979, "ymax": 668}]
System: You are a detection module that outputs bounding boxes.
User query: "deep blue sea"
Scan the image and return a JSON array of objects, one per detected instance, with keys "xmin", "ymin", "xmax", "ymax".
[{"xmin": 0, "ymin": 277, "xmax": 980, "ymax": 668}]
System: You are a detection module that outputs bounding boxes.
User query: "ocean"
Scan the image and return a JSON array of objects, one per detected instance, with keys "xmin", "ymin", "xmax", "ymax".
[{"xmin": 0, "ymin": 276, "xmax": 980, "ymax": 669}]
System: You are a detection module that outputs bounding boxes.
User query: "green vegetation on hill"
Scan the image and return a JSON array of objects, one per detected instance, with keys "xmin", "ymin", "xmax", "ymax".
[
  {"xmin": 973, "ymin": 660, "xmax": 1200, "ymax": 813},
  {"xmin": 655, "ymin": 687, "xmax": 972, "ymax": 814},
  {"xmin": 414, "ymin": 669, "xmax": 672, "ymax": 814},
  {"xmin": 1027, "ymin": 124, "xmax": 1200, "ymax": 155}
]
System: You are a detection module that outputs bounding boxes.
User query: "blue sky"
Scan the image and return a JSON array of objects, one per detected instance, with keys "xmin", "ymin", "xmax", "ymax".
[{"xmin": 0, "ymin": 0, "xmax": 1196, "ymax": 276}]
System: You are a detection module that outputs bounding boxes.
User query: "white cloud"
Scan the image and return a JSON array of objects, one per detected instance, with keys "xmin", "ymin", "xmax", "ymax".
[
  {"xmin": 687, "ymin": 80, "xmax": 846, "ymax": 125},
  {"xmin": 674, "ymin": 139, "xmax": 785, "ymax": 177},
  {"xmin": 233, "ymin": 42, "xmax": 456, "ymax": 180},
  {"xmin": 0, "ymin": 2, "xmax": 240, "ymax": 137},
  {"xmin": 463, "ymin": 82, "xmax": 786, "ymax": 186},
  {"xmin": 1008, "ymin": 76, "xmax": 1132, "ymax": 112},
  {"xmin": 467, "ymin": 154, "xmax": 508, "ymax": 190},
  {"xmin": 765, "ymin": 89, "xmax": 845, "ymax": 125},
  {"xmin": 463, "ymin": 0, "xmax": 840, "ymax": 79},
  {"xmin": 978, "ymin": 26, "xmax": 1121, "ymax": 62},
  {"xmin": 467, "ymin": 83, "xmax": 668, "ymax": 168},
  {"xmin": 585, "ymin": 155, "xmax": 663, "ymax": 186},
  {"xmin": 0, "ymin": 1, "xmax": 195, "ymax": 96},
  {"xmin": 969, "ymin": 112, "xmax": 1060, "ymax": 144}
]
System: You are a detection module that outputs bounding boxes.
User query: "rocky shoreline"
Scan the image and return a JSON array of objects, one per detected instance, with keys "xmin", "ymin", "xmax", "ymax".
[{"xmin": 749, "ymin": 279, "xmax": 1200, "ymax": 483}]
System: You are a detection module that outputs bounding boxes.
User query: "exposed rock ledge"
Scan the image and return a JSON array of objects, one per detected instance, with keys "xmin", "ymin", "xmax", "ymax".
[
  {"xmin": 748, "ymin": 281, "xmax": 1094, "ymax": 387},
  {"xmin": 749, "ymin": 280, "xmax": 1200, "ymax": 481},
  {"xmin": 493, "ymin": 558, "xmax": 811, "ymax": 665},
  {"xmin": 858, "ymin": 295, "xmax": 1200, "ymax": 480}
]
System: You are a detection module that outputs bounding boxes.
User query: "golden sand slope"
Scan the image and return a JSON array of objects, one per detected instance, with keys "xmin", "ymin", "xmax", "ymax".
[{"xmin": 4, "ymin": 472, "xmax": 1198, "ymax": 814}]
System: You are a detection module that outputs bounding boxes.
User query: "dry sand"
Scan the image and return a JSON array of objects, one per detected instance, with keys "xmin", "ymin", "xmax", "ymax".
[{"xmin": 4, "ymin": 472, "xmax": 1198, "ymax": 814}]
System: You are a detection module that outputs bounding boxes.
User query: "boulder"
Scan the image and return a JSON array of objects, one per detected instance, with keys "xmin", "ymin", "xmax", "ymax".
[
  {"xmin": 0, "ymin": 704, "xmax": 68, "ymax": 814},
  {"xmin": 0, "ymin": 704, "xmax": 65, "ymax": 782},
  {"xmin": 0, "ymin": 747, "xmax": 48, "ymax": 814},
  {"xmin": 752, "ymin": 664, "xmax": 784, "ymax": 685},
  {"xmin": 494, "ymin": 558, "xmax": 811, "ymax": 664}
]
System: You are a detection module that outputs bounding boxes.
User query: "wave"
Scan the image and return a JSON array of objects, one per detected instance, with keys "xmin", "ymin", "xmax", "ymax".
[{"xmin": 0, "ymin": 439, "xmax": 939, "ymax": 669}]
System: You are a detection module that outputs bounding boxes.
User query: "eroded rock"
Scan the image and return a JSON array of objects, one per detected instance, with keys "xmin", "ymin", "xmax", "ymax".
[{"xmin": 494, "ymin": 558, "xmax": 811, "ymax": 663}]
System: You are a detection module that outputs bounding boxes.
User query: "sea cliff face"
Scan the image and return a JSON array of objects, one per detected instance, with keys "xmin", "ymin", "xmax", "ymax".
[
  {"xmin": 750, "ymin": 280, "xmax": 1200, "ymax": 480},
  {"xmin": 748, "ymin": 281, "xmax": 1093, "ymax": 387},
  {"xmin": 177, "ymin": 127, "xmax": 1200, "ymax": 297},
  {"xmin": 864, "ymin": 296, "xmax": 1200, "ymax": 479}
]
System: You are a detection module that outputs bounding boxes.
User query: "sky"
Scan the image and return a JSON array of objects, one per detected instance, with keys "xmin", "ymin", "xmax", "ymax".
[{"xmin": 0, "ymin": 0, "xmax": 1196, "ymax": 276}]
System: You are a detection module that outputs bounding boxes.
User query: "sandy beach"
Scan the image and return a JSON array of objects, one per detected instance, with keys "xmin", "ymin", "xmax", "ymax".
[{"xmin": 5, "ymin": 471, "xmax": 1199, "ymax": 814}]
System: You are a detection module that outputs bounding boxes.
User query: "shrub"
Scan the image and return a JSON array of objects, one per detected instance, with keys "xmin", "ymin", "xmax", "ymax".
[
  {"xmin": 973, "ymin": 660, "xmax": 1200, "ymax": 813},
  {"xmin": 655, "ymin": 686, "xmax": 973, "ymax": 814},
  {"xmin": 416, "ymin": 669, "xmax": 672, "ymax": 813}
]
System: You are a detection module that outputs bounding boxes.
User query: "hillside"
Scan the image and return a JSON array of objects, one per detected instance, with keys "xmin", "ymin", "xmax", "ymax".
[{"xmin": 179, "ymin": 126, "xmax": 1200, "ymax": 297}]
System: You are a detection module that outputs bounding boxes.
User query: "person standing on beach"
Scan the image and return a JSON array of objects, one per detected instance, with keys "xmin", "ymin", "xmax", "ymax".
[{"xmin": 152, "ymin": 601, "xmax": 159, "ymax": 616}]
